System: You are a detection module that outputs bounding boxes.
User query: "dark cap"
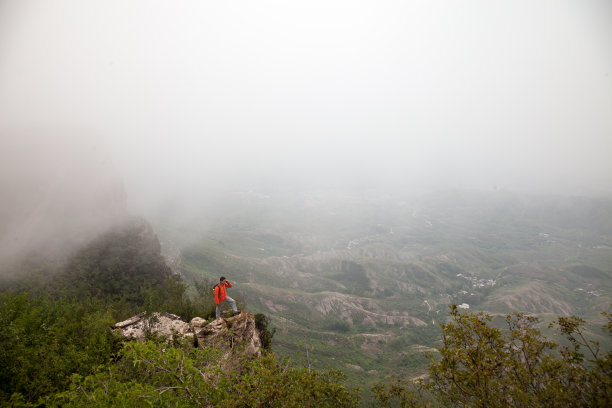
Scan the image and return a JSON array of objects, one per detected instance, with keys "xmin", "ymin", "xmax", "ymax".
[{"xmin": 220, "ymin": 276, "xmax": 226, "ymax": 281}]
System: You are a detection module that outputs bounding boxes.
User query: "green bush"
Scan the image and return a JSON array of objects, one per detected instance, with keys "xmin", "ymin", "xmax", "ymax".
[
  {"xmin": 255, "ymin": 313, "xmax": 276, "ymax": 350},
  {"xmin": 374, "ymin": 305, "xmax": 612, "ymax": 408},
  {"xmin": 323, "ymin": 317, "xmax": 351, "ymax": 333},
  {"xmin": 0, "ymin": 292, "xmax": 122, "ymax": 403}
]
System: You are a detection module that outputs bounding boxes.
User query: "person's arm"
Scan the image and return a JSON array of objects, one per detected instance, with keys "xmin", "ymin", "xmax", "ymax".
[{"xmin": 225, "ymin": 281, "xmax": 233, "ymax": 288}]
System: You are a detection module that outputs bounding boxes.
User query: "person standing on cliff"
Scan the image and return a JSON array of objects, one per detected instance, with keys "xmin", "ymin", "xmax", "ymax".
[{"xmin": 214, "ymin": 276, "xmax": 240, "ymax": 318}]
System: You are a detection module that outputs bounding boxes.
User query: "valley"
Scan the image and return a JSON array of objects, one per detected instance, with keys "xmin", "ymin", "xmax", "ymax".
[{"xmin": 158, "ymin": 190, "xmax": 612, "ymax": 393}]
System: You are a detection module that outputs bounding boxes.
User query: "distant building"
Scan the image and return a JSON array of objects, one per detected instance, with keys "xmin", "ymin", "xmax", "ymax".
[{"xmin": 457, "ymin": 303, "xmax": 470, "ymax": 309}]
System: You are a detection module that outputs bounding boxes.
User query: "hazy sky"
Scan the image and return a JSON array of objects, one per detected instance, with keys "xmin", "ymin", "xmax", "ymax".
[{"xmin": 1, "ymin": 0, "xmax": 611, "ymax": 214}]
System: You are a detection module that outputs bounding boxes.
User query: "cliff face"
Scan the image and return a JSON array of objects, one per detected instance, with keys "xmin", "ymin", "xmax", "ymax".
[
  {"xmin": 192, "ymin": 313, "xmax": 263, "ymax": 357},
  {"xmin": 113, "ymin": 312, "xmax": 263, "ymax": 358}
]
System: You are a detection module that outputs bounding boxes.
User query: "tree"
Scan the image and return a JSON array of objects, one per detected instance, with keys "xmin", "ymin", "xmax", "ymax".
[{"xmin": 373, "ymin": 305, "xmax": 612, "ymax": 408}]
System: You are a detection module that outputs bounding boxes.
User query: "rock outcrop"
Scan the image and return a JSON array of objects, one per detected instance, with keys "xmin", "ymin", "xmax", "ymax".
[
  {"xmin": 192, "ymin": 313, "xmax": 262, "ymax": 357},
  {"xmin": 113, "ymin": 312, "xmax": 262, "ymax": 358},
  {"xmin": 113, "ymin": 312, "xmax": 192, "ymax": 341}
]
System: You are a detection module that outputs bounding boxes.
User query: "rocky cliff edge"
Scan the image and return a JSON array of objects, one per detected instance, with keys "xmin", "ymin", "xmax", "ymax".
[{"xmin": 113, "ymin": 312, "xmax": 263, "ymax": 358}]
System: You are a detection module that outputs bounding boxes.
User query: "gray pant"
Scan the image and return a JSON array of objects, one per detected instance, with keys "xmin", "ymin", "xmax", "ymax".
[{"xmin": 216, "ymin": 296, "xmax": 237, "ymax": 318}]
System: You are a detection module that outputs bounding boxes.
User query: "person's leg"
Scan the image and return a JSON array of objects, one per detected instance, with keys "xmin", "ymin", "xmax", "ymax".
[
  {"xmin": 216, "ymin": 300, "xmax": 224, "ymax": 319},
  {"xmin": 225, "ymin": 296, "xmax": 238, "ymax": 313}
]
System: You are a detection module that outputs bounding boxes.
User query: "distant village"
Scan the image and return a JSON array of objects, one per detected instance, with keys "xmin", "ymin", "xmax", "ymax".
[
  {"xmin": 456, "ymin": 273, "xmax": 496, "ymax": 288},
  {"xmin": 575, "ymin": 288, "xmax": 602, "ymax": 297},
  {"xmin": 446, "ymin": 274, "xmax": 498, "ymax": 311}
]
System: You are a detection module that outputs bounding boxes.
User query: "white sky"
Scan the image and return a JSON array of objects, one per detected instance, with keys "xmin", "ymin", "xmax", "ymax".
[{"xmin": 1, "ymin": 0, "xmax": 611, "ymax": 213}]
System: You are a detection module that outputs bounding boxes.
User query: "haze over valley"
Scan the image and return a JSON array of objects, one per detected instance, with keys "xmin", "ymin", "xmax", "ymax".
[
  {"xmin": 1, "ymin": 0, "xmax": 611, "ymax": 403},
  {"xmin": 165, "ymin": 190, "xmax": 612, "ymax": 388}
]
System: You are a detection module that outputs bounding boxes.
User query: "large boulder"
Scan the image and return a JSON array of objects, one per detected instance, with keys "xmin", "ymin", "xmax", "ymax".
[{"xmin": 113, "ymin": 312, "xmax": 192, "ymax": 341}]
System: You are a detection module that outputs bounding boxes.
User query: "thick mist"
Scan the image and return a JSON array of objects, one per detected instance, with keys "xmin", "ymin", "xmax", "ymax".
[
  {"xmin": 0, "ymin": 128, "xmax": 127, "ymax": 275},
  {"xmin": 1, "ymin": 0, "xmax": 611, "ymax": 225}
]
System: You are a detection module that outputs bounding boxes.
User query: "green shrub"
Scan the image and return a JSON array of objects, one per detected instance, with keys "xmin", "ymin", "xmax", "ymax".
[
  {"xmin": 255, "ymin": 313, "xmax": 276, "ymax": 350},
  {"xmin": 0, "ymin": 292, "xmax": 122, "ymax": 403},
  {"xmin": 47, "ymin": 340, "xmax": 360, "ymax": 407},
  {"xmin": 323, "ymin": 317, "xmax": 351, "ymax": 333},
  {"xmin": 374, "ymin": 305, "xmax": 612, "ymax": 408}
]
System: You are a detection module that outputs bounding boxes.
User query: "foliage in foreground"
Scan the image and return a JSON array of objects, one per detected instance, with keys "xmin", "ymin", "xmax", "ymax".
[
  {"xmin": 0, "ymin": 276, "xmax": 216, "ymax": 406},
  {"xmin": 0, "ymin": 219, "xmax": 222, "ymax": 405},
  {"xmin": 46, "ymin": 340, "xmax": 359, "ymax": 408},
  {"xmin": 0, "ymin": 293, "xmax": 122, "ymax": 403},
  {"xmin": 0, "ymin": 289, "xmax": 352, "ymax": 407},
  {"xmin": 373, "ymin": 305, "xmax": 612, "ymax": 408}
]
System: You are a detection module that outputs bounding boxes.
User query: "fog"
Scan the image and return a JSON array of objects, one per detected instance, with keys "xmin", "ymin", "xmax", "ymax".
[{"xmin": 1, "ymin": 0, "xmax": 611, "ymax": 223}]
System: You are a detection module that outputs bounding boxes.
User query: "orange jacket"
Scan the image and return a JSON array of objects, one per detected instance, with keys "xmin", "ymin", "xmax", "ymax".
[{"xmin": 214, "ymin": 281, "xmax": 232, "ymax": 304}]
